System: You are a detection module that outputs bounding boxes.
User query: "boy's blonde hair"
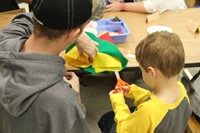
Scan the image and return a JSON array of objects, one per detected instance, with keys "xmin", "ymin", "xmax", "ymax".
[{"xmin": 135, "ymin": 31, "xmax": 185, "ymax": 78}]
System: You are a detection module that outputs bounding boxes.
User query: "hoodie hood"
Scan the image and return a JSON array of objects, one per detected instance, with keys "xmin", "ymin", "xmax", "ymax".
[
  {"xmin": 0, "ymin": 17, "xmax": 66, "ymax": 116},
  {"xmin": 0, "ymin": 51, "xmax": 66, "ymax": 116},
  {"xmin": 0, "ymin": 51, "xmax": 66, "ymax": 117}
]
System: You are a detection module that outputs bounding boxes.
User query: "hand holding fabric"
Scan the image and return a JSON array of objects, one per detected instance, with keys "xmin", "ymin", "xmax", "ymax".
[{"xmin": 76, "ymin": 32, "xmax": 99, "ymax": 62}]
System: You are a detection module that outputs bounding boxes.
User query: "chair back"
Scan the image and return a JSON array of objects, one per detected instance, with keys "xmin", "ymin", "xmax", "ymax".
[{"xmin": 184, "ymin": 0, "xmax": 197, "ymax": 8}]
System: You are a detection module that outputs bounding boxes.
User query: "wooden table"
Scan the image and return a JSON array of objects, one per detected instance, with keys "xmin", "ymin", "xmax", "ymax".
[
  {"xmin": 103, "ymin": 8, "xmax": 200, "ymax": 70},
  {"xmin": 0, "ymin": 8, "xmax": 25, "ymax": 29},
  {"xmin": 1, "ymin": 8, "xmax": 200, "ymax": 71}
]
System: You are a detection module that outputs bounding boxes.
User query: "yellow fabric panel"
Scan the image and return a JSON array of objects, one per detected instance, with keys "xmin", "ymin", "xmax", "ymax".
[
  {"xmin": 64, "ymin": 46, "xmax": 91, "ymax": 68},
  {"xmin": 65, "ymin": 46, "xmax": 123, "ymax": 72},
  {"xmin": 93, "ymin": 51, "xmax": 122, "ymax": 73},
  {"xmin": 92, "ymin": 54, "xmax": 121, "ymax": 67}
]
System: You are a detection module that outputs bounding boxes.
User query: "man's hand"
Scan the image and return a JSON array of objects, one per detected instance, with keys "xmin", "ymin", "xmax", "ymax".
[
  {"xmin": 76, "ymin": 32, "xmax": 98, "ymax": 62},
  {"xmin": 63, "ymin": 72, "xmax": 80, "ymax": 93}
]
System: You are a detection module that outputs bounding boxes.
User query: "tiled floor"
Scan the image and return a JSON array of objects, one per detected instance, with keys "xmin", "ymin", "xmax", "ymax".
[
  {"xmin": 80, "ymin": 73, "xmax": 115, "ymax": 133},
  {"xmin": 80, "ymin": 71, "xmax": 151, "ymax": 133}
]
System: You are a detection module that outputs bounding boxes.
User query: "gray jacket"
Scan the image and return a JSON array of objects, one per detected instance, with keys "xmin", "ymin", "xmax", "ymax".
[{"xmin": 0, "ymin": 13, "xmax": 90, "ymax": 133}]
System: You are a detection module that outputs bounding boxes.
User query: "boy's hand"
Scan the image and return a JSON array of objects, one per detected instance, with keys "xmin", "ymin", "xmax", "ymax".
[
  {"xmin": 122, "ymin": 85, "xmax": 130, "ymax": 95},
  {"xmin": 63, "ymin": 72, "xmax": 80, "ymax": 93},
  {"xmin": 109, "ymin": 90, "xmax": 123, "ymax": 95},
  {"xmin": 110, "ymin": 86, "xmax": 129, "ymax": 96}
]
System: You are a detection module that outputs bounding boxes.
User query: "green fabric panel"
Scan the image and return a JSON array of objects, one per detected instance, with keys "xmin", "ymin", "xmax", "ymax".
[
  {"xmin": 65, "ymin": 32, "xmax": 128, "ymax": 73},
  {"xmin": 84, "ymin": 66, "xmax": 96, "ymax": 74},
  {"xmin": 65, "ymin": 43, "xmax": 76, "ymax": 53}
]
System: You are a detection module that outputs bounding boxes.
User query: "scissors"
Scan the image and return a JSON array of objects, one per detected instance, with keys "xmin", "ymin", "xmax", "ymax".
[{"xmin": 114, "ymin": 70, "xmax": 130, "ymax": 93}]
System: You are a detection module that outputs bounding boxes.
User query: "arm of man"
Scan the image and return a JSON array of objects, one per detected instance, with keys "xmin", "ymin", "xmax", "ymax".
[
  {"xmin": 0, "ymin": 13, "xmax": 33, "ymax": 50},
  {"xmin": 76, "ymin": 32, "xmax": 98, "ymax": 62}
]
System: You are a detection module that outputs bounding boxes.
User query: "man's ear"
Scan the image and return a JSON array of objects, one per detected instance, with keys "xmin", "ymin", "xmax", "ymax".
[
  {"xmin": 67, "ymin": 28, "xmax": 81, "ymax": 40},
  {"xmin": 148, "ymin": 67, "xmax": 157, "ymax": 78}
]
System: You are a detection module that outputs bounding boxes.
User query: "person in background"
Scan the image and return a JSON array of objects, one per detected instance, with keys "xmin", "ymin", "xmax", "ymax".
[
  {"xmin": 105, "ymin": 0, "xmax": 187, "ymax": 13},
  {"xmin": 0, "ymin": 0, "xmax": 31, "ymax": 12},
  {"xmin": 0, "ymin": 0, "xmax": 104, "ymax": 132},
  {"xmin": 98, "ymin": 31, "xmax": 191, "ymax": 133}
]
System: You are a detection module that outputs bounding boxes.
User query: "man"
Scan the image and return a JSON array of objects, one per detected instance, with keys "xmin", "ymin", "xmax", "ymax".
[
  {"xmin": 0, "ymin": 0, "xmax": 104, "ymax": 132},
  {"xmin": 0, "ymin": 0, "xmax": 106, "ymax": 61}
]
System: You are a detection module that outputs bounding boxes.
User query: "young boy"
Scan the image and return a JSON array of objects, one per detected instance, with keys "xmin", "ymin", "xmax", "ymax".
[
  {"xmin": 0, "ymin": 0, "xmax": 102, "ymax": 132},
  {"xmin": 100, "ymin": 31, "xmax": 192, "ymax": 133},
  {"xmin": 106, "ymin": 0, "xmax": 187, "ymax": 13}
]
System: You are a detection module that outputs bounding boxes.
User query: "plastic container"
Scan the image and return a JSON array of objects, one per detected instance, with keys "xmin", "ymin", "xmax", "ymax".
[
  {"xmin": 107, "ymin": 18, "xmax": 123, "ymax": 25},
  {"xmin": 96, "ymin": 18, "xmax": 130, "ymax": 44}
]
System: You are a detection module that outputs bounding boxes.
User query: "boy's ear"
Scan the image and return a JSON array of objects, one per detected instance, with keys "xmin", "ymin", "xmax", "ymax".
[
  {"xmin": 67, "ymin": 28, "xmax": 81, "ymax": 40},
  {"xmin": 148, "ymin": 67, "xmax": 157, "ymax": 78}
]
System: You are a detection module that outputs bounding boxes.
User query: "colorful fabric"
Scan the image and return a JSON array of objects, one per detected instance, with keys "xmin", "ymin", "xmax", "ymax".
[
  {"xmin": 99, "ymin": 32, "xmax": 114, "ymax": 43},
  {"xmin": 65, "ymin": 32, "xmax": 128, "ymax": 74}
]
